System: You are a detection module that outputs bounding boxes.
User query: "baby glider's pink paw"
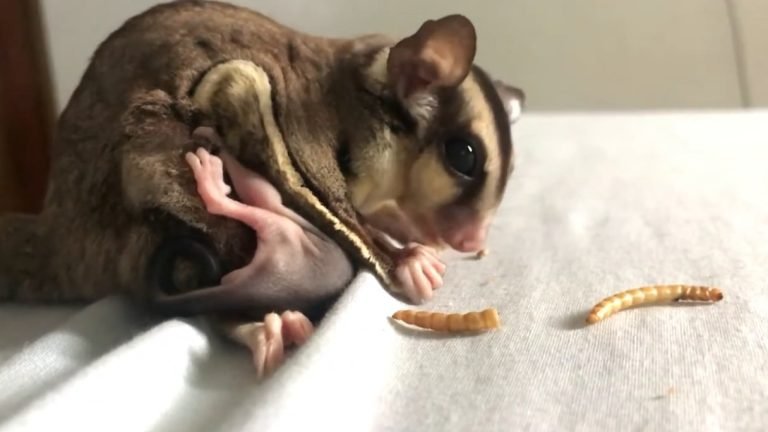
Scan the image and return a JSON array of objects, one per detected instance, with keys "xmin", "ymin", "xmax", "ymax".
[
  {"xmin": 279, "ymin": 310, "xmax": 314, "ymax": 346},
  {"xmin": 249, "ymin": 313, "xmax": 284, "ymax": 377},
  {"xmin": 394, "ymin": 243, "xmax": 446, "ymax": 304},
  {"xmin": 185, "ymin": 148, "xmax": 232, "ymax": 213},
  {"xmin": 245, "ymin": 311, "xmax": 315, "ymax": 378}
]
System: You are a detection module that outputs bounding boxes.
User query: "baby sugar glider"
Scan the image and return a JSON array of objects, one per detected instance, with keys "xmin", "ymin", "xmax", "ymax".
[{"xmin": 149, "ymin": 127, "xmax": 354, "ymax": 319}]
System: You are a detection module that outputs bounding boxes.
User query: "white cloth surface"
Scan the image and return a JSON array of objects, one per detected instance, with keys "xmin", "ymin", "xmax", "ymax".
[{"xmin": 1, "ymin": 111, "xmax": 767, "ymax": 431}]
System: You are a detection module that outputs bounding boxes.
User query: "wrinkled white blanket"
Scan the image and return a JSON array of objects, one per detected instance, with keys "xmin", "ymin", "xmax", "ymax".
[{"xmin": 1, "ymin": 111, "xmax": 767, "ymax": 431}]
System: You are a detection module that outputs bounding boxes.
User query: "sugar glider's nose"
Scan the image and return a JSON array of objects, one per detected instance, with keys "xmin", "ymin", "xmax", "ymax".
[{"xmin": 447, "ymin": 222, "xmax": 488, "ymax": 253}]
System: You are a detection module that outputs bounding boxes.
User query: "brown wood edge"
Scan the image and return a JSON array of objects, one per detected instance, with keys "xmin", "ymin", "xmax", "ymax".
[{"xmin": 0, "ymin": 0, "xmax": 56, "ymax": 213}]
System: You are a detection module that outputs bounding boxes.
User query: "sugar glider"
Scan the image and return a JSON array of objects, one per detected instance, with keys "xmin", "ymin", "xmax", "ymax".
[{"xmin": 0, "ymin": 0, "xmax": 524, "ymax": 374}]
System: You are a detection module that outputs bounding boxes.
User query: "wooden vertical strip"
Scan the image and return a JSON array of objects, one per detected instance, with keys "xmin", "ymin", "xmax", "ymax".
[
  {"xmin": 0, "ymin": 0, "xmax": 55, "ymax": 213},
  {"xmin": 0, "ymin": 113, "xmax": 22, "ymax": 212}
]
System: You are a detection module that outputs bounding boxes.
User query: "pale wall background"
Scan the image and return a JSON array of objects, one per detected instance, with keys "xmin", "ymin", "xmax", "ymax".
[{"xmin": 40, "ymin": 0, "xmax": 768, "ymax": 113}]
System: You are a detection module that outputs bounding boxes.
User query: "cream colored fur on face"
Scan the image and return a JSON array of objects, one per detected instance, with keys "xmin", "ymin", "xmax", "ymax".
[{"xmin": 359, "ymin": 47, "xmax": 505, "ymax": 222}]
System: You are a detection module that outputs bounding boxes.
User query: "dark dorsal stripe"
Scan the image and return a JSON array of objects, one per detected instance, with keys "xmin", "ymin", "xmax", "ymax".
[{"xmin": 470, "ymin": 65, "xmax": 514, "ymax": 199}]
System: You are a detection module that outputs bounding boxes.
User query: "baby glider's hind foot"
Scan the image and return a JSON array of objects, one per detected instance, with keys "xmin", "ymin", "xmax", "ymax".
[
  {"xmin": 228, "ymin": 310, "xmax": 315, "ymax": 377},
  {"xmin": 251, "ymin": 311, "xmax": 315, "ymax": 376},
  {"xmin": 185, "ymin": 148, "xmax": 232, "ymax": 212},
  {"xmin": 251, "ymin": 313, "xmax": 284, "ymax": 377},
  {"xmin": 279, "ymin": 310, "xmax": 314, "ymax": 346}
]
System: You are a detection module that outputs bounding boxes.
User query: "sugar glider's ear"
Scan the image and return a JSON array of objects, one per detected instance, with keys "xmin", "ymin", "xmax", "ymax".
[
  {"xmin": 387, "ymin": 14, "xmax": 477, "ymax": 100},
  {"xmin": 493, "ymin": 79, "xmax": 525, "ymax": 124}
]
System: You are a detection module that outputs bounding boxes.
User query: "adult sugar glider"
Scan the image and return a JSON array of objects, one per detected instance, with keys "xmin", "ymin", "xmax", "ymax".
[{"xmin": 0, "ymin": 0, "xmax": 524, "ymax": 359}]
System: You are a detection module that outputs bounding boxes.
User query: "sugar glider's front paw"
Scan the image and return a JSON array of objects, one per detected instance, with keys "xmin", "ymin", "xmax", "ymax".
[
  {"xmin": 242, "ymin": 311, "xmax": 315, "ymax": 378},
  {"xmin": 394, "ymin": 243, "xmax": 446, "ymax": 304}
]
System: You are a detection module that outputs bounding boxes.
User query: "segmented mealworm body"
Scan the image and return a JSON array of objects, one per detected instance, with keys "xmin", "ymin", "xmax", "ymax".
[
  {"xmin": 586, "ymin": 285, "xmax": 723, "ymax": 324},
  {"xmin": 391, "ymin": 308, "xmax": 500, "ymax": 332}
]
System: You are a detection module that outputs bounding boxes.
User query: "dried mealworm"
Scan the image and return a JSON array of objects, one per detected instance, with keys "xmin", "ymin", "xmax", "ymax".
[
  {"xmin": 586, "ymin": 284, "xmax": 723, "ymax": 324},
  {"xmin": 391, "ymin": 308, "xmax": 501, "ymax": 332}
]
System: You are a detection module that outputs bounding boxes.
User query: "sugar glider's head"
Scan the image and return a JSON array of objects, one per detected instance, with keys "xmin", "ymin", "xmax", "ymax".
[{"xmin": 352, "ymin": 15, "xmax": 525, "ymax": 253}]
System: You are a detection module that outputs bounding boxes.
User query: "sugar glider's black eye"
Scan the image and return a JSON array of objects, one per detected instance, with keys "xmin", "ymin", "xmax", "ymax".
[{"xmin": 443, "ymin": 137, "xmax": 477, "ymax": 178}]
